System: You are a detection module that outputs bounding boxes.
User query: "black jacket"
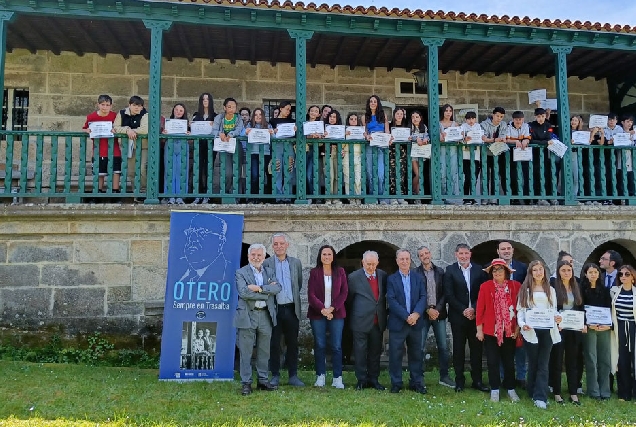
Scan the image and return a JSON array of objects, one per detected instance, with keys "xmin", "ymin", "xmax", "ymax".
[
  {"xmin": 443, "ymin": 263, "xmax": 487, "ymax": 324},
  {"xmin": 414, "ymin": 263, "xmax": 447, "ymax": 320},
  {"xmin": 529, "ymin": 120, "xmax": 554, "ymax": 145}
]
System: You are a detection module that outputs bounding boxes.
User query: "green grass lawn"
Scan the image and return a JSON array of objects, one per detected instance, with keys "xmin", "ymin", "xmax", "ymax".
[{"xmin": 1, "ymin": 360, "xmax": 634, "ymax": 426}]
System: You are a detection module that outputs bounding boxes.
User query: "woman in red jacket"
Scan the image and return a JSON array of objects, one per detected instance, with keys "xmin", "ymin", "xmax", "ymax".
[
  {"xmin": 307, "ymin": 244, "xmax": 348, "ymax": 389},
  {"xmin": 476, "ymin": 258, "xmax": 522, "ymax": 403}
]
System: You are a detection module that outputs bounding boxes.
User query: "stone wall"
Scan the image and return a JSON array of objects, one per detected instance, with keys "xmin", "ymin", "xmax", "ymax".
[
  {"xmin": 1, "ymin": 204, "xmax": 634, "ymax": 338},
  {"xmin": 5, "ymin": 49, "xmax": 609, "ymax": 131}
]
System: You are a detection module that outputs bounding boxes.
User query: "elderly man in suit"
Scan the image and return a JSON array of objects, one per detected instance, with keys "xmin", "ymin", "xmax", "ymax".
[
  {"xmin": 263, "ymin": 233, "xmax": 305, "ymax": 387},
  {"xmin": 234, "ymin": 243, "xmax": 282, "ymax": 396},
  {"xmin": 387, "ymin": 249, "xmax": 428, "ymax": 394},
  {"xmin": 347, "ymin": 250, "xmax": 388, "ymax": 391},
  {"xmin": 443, "ymin": 243, "xmax": 489, "ymax": 393}
]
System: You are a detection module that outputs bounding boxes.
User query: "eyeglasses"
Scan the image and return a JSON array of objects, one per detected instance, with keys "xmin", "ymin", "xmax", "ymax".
[
  {"xmin": 619, "ymin": 272, "xmax": 632, "ymax": 277},
  {"xmin": 492, "ymin": 267, "xmax": 505, "ymax": 272},
  {"xmin": 599, "ymin": 257, "xmax": 610, "ymax": 261}
]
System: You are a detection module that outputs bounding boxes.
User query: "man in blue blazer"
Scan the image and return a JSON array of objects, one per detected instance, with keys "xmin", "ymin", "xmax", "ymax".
[{"xmin": 387, "ymin": 249, "xmax": 427, "ymax": 394}]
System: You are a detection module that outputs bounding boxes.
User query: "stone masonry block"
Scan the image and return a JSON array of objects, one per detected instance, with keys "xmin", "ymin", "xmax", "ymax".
[
  {"xmin": 203, "ymin": 59, "xmax": 257, "ymax": 80},
  {"xmin": 163, "ymin": 57, "xmax": 203, "ymax": 78},
  {"xmin": 0, "ymin": 288, "xmax": 53, "ymax": 321},
  {"xmin": 337, "ymin": 66, "xmax": 374, "ymax": 85},
  {"xmin": 131, "ymin": 240, "xmax": 163, "ymax": 266},
  {"xmin": 324, "ymin": 85, "xmax": 372, "ymax": 106},
  {"xmin": 8, "ymin": 242, "xmax": 73, "ymax": 263},
  {"xmin": 96, "ymin": 54, "xmax": 127, "ymax": 76},
  {"xmin": 72, "ymin": 75, "xmax": 133, "ymax": 97},
  {"xmin": 52, "ymin": 95, "xmax": 101, "ymax": 117},
  {"xmin": 175, "ymin": 78, "xmax": 239, "ymax": 100},
  {"xmin": 48, "ymin": 74, "xmax": 72, "ymax": 95},
  {"xmin": 373, "ymin": 67, "xmax": 413, "ymax": 86},
  {"xmin": 107, "ymin": 286, "xmax": 132, "ymax": 302},
  {"xmin": 48, "ymin": 52, "xmax": 94, "ymax": 74},
  {"xmin": 69, "ymin": 221, "xmax": 143, "ymax": 234},
  {"xmin": 307, "ymin": 65, "xmax": 336, "ymax": 84},
  {"xmin": 244, "ymin": 81, "xmax": 294, "ymax": 101},
  {"xmin": 75, "ymin": 240, "xmax": 129, "ymax": 263},
  {"xmin": 5, "ymin": 72, "xmax": 46, "ymax": 94},
  {"xmin": 0, "ymin": 265, "xmax": 40, "ymax": 287},
  {"xmin": 568, "ymin": 76, "xmax": 607, "ymax": 95},
  {"xmin": 0, "ymin": 242, "xmax": 6, "ymax": 263},
  {"xmin": 257, "ymin": 62, "xmax": 278, "ymax": 80},
  {"xmin": 134, "ymin": 77, "xmax": 175, "ymax": 98},
  {"xmin": 107, "ymin": 302, "xmax": 144, "ymax": 316},
  {"xmin": 41, "ymin": 264, "xmax": 131, "ymax": 287},
  {"xmin": 6, "ymin": 49, "xmax": 48, "ymax": 72},
  {"xmin": 53, "ymin": 287, "xmax": 105, "ymax": 317},
  {"xmin": 126, "ymin": 55, "xmax": 150, "ymax": 75},
  {"xmin": 132, "ymin": 266, "xmax": 167, "ymax": 302}
]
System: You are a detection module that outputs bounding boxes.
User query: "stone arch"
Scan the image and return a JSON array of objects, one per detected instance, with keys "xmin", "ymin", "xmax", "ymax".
[
  {"xmin": 335, "ymin": 240, "xmax": 400, "ymax": 276},
  {"xmin": 583, "ymin": 239, "xmax": 636, "ymax": 271},
  {"xmin": 470, "ymin": 239, "xmax": 544, "ymax": 268}
]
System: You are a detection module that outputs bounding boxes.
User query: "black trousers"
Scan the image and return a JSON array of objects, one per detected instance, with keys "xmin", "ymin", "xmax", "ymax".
[
  {"xmin": 462, "ymin": 160, "xmax": 481, "ymax": 199},
  {"xmin": 549, "ymin": 329, "xmax": 582, "ymax": 396},
  {"xmin": 617, "ymin": 319, "xmax": 636, "ymax": 400},
  {"xmin": 451, "ymin": 318, "xmax": 484, "ymax": 386},
  {"xmin": 487, "ymin": 155, "xmax": 509, "ymax": 197},
  {"xmin": 269, "ymin": 303, "xmax": 300, "ymax": 377},
  {"xmin": 352, "ymin": 324, "xmax": 383, "ymax": 383},
  {"xmin": 484, "ymin": 335, "xmax": 516, "ymax": 391}
]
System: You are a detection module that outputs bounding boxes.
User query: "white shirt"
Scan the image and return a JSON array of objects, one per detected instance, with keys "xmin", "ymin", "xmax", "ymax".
[
  {"xmin": 324, "ymin": 275, "xmax": 332, "ymax": 309},
  {"xmin": 459, "ymin": 262, "xmax": 472, "ymax": 308}
]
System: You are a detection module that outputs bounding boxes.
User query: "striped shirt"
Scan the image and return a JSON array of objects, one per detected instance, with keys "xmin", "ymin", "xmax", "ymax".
[{"xmin": 615, "ymin": 288, "xmax": 634, "ymax": 321}]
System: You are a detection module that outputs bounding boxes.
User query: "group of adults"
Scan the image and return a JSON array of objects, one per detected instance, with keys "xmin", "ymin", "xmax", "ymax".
[{"xmin": 233, "ymin": 235, "xmax": 636, "ymax": 408}]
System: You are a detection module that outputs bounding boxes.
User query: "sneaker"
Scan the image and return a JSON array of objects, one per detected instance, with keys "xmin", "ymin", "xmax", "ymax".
[
  {"xmin": 537, "ymin": 200, "xmax": 550, "ymax": 206},
  {"xmin": 324, "ymin": 199, "xmax": 332, "ymax": 204},
  {"xmin": 332, "ymin": 376, "xmax": 345, "ymax": 389},
  {"xmin": 413, "ymin": 200, "xmax": 422, "ymax": 205},
  {"xmin": 584, "ymin": 201, "xmax": 593, "ymax": 205},
  {"xmin": 534, "ymin": 400, "xmax": 547, "ymax": 409},
  {"xmin": 191, "ymin": 198, "xmax": 201, "ymax": 205},
  {"xmin": 490, "ymin": 390, "xmax": 500, "ymax": 402},
  {"xmin": 270, "ymin": 375, "xmax": 280, "ymax": 387},
  {"xmin": 390, "ymin": 199, "xmax": 399, "ymax": 205},
  {"xmin": 288, "ymin": 375, "xmax": 305, "ymax": 387},
  {"xmin": 175, "ymin": 198, "xmax": 185, "ymax": 205},
  {"xmin": 577, "ymin": 387, "xmax": 584, "ymax": 395},
  {"xmin": 168, "ymin": 197, "xmax": 176, "ymax": 205},
  {"xmin": 160, "ymin": 198, "xmax": 169, "ymax": 205},
  {"xmin": 379, "ymin": 200, "xmax": 389, "ymax": 205},
  {"xmin": 550, "ymin": 199, "xmax": 559, "ymax": 205},
  {"xmin": 439, "ymin": 376, "xmax": 456, "ymax": 388},
  {"xmin": 201, "ymin": 197, "xmax": 210, "ymax": 204},
  {"xmin": 314, "ymin": 374, "xmax": 325, "ymax": 387},
  {"xmin": 602, "ymin": 200, "xmax": 612, "ymax": 205},
  {"xmin": 332, "ymin": 199, "xmax": 343, "ymax": 205},
  {"xmin": 508, "ymin": 389, "xmax": 520, "ymax": 402},
  {"xmin": 549, "ymin": 386, "xmax": 553, "ymax": 393},
  {"xmin": 397, "ymin": 199, "xmax": 408, "ymax": 205}
]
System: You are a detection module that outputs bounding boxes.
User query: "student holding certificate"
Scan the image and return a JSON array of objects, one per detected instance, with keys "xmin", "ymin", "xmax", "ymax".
[
  {"xmin": 388, "ymin": 108, "xmax": 409, "ymax": 205},
  {"xmin": 211, "ymin": 97, "xmax": 244, "ymax": 197},
  {"xmin": 439, "ymin": 104, "xmax": 462, "ymax": 205},
  {"xmin": 549, "ymin": 261, "xmax": 585, "ymax": 405},
  {"xmin": 580, "ymin": 263, "xmax": 612, "ymax": 400},
  {"xmin": 409, "ymin": 111, "xmax": 430, "ymax": 203},
  {"xmin": 190, "ymin": 92, "xmax": 216, "ymax": 205},
  {"xmin": 304, "ymin": 105, "xmax": 323, "ymax": 200},
  {"xmin": 162, "ymin": 103, "xmax": 190, "ymax": 205},
  {"xmin": 343, "ymin": 113, "xmax": 363, "ymax": 204},
  {"xmin": 610, "ymin": 265, "xmax": 636, "ymax": 402},
  {"xmin": 362, "ymin": 95, "xmax": 391, "ymax": 204},
  {"xmin": 242, "ymin": 108, "xmax": 274, "ymax": 200},
  {"xmin": 517, "ymin": 261, "xmax": 562, "ymax": 409},
  {"xmin": 269, "ymin": 101, "xmax": 296, "ymax": 202},
  {"xmin": 324, "ymin": 110, "xmax": 344, "ymax": 204}
]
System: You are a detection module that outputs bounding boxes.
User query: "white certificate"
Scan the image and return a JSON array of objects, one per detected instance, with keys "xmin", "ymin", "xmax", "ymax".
[
  {"xmin": 540, "ymin": 99, "xmax": 558, "ymax": 110},
  {"xmin": 88, "ymin": 122, "xmax": 113, "ymax": 139},
  {"xmin": 391, "ymin": 127, "xmax": 411, "ymax": 142},
  {"xmin": 303, "ymin": 120, "xmax": 325, "ymax": 136},
  {"xmin": 443, "ymin": 126, "xmax": 463, "ymax": 142},
  {"xmin": 346, "ymin": 126, "xmax": 365, "ymax": 140},
  {"xmin": 612, "ymin": 133, "xmax": 633, "ymax": 147},
  {"xmin": 410, "ymin": 144, "xmax": 431, "ymax": 159},
  {"xmin": 547, "ymin": 139, "xmax": 568, "ymax": 158},
  {"xmin": 489, "ymin": 141, "xmax": 510, "ymax": 156},
  {"xmin": 247, "ymin": 128, "xmax": 271, "ymax": 145},
  {"xmin": 190, "ymin": 121, "xmax": 212, "ymax": 135},
  {"xmin": 467, "ymin": 129, "xmax": 484, "ymax": 144},
  {"xmin": 275, "ymin": 123, "xmax": 296, "ymax": 138},
  {"xmin": 559, "ymin": 310, "xmax": 585, "ymax": 331},
  {"xmin": 213, "ymin": 137, "xmax": 237, "ymax": 153},
  {"xmin": 325, "ymin": 125, "xmax": 346, "ymax": 140},
  {"xmin": 572, "ymin": 131, "xmax": 591, "ymax": 145},
  {"xmin": 513, "ymin": 148, "xmax": 533, "ymax": 162},
  {"xmin": 584, "ymin": 305, "xmax": 612, "ymax": 326},
  {"xmin": 528, "ymin": 89, "xmax": 547, "ymax": 104},
  {"xmin": 525, "ymin": 308, "xmax": 555, "ymax": 329},
  {"xmin": 589, "ymin": 115, "xmax": 609, "ymax": 129},
  {"xmin": 165, "ymin": 119, "xmax": 188, "ymax": 134},
  {"xmin": 369, "ymin": 132, "xmax": 391, "ymax": 147}
]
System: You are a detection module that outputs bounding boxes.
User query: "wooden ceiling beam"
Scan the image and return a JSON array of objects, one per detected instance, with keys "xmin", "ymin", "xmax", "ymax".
[
  {"xmin": 126, "ymin": 21, "xmax": 152, "ymax": 60},
  {"xmin": 510, "ymin": 48, "xmax": 549, "ymax": 77},
  {"xmin": 75, "ymin": 20, "xmax": 108, "ymax": 57},
  {"xmin": 369, "ymin": 38, "xmax": 392, "ymax": 71},
  {"xmin": 226, "ymin": 28, "xmax": 236, "ymax": 64},
  {"xmin": 101, "ymin": 23, "xmax": 130, "ymax": 59},
  {"xmin": 29, "ymin": 21, "xmax": 62, "ymax": 55},
  {"xmin": 330, "ymin": 36, "xmax": 346, "ymax": 69},
  {"xmin": 474, "ymin": 45, "xmax": 501, "ymax": 75},
  {"xmin": 350, "ymin": 37, "xmax": 371, "ymax": 70},
  {"xmin": 177, "ymin": 26, "xmax": 194, "ymax": 62},
  {"xmin": 406, "ymin": 47, "xmax": 426, "ymax": 73},
  {"xmin": 203, "ymin": 27, "xmax": 215, "ymax": 63},
  {"xmin": 387, "ymin": 39, "xmax": 412, "ymax": 72},
  {"xmin": 44, "ymin": 17, "xmax": 81, "ymax": 56},
  {"xmin": 7, "ymin": 26, "xmax": 38, "ymax": 54},
  {"xmin": 458, "ymin": 44, "xmax": 490, "ymax": 74},
  {"xmin": 309, "ymin": 33, "xmax": 323, "ymax": 68},
  {"xmin": 489, "ymin": 47, "xmax": 524, "ymax": 76},
  {"xmin": 270, "ymin": 31, "xmax": 280, "ymax": 66}
]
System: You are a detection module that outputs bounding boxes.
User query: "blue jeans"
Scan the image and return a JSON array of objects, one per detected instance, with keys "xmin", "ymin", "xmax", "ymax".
[
  {"xmin": 310, "ymin": 317, "xmax": 344, "ymax": 377},
  {"xmin": 421, "ymin": 317, "xmax": 450, "ymax": 378},
  {"xmin": 273, "ymin": 141, "xmax": 294, "ymax": 199},
  {"xmin": 365, "ymin": 146, "xmax": 385, "ymax": 196}
]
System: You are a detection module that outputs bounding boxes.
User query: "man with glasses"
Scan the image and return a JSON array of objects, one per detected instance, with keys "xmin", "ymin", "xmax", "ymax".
[
  {"xmin": 178, "ymin": 213, "xmax": 230, "ymax": 284},
  {"xmin": 600, "ymin": 250, "xmax": 623, "ymax": 289}
]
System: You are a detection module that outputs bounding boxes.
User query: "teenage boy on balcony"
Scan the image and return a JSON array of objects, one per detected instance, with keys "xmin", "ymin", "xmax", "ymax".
[
  {"xmin": 113, "ymin": 96, "xmax": 148, "ymax": 201},
  {"xmin": 505, "ymin": 111, "xmax": 530, "ymax": 205},
  {"xmin": 528, "ymin": 107, "xmax": 557, "ymax": 206}
]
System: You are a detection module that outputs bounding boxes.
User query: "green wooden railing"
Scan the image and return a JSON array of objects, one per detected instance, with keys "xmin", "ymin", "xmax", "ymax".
[{"xmin": 1, "ymin": 130, "xmax": 635, "ymax": 206}]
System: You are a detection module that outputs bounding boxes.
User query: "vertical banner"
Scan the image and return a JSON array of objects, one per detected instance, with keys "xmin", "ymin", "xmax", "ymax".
[{"xmin": 159, "ymin": 211, "xmax": 244, "ymax": 381}]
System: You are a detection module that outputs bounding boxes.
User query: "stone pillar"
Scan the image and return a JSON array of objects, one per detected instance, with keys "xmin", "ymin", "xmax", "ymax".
[
  {"xmin": 0, "ymin": 12, "xmax": 15, "ymax": 116},
  {"xmin": 551, "ymin": 46, "xmax": 574, "ymax": 205},
  {"xmin": 288, "ymin": 29, "xmax": 314, "ymax": 204},
  {"xmin": 143, "ymin": 19, "xmax": 172, "ymax": 205},
  {"xmin": 421, "ymin": 38, "xmax": 445, "ymax": 205}
]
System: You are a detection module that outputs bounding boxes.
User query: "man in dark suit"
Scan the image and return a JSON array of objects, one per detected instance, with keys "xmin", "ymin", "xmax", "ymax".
[
  {"xmin": 347, "ymin": 250, "xmax": 388, "ymax": 391},
  {"xmin": 387, "ymin": 249, "xmax": 427, "ymax": 394},
  {"xmin": 443, "ymin": 243, "xmax": 489, "ymax": 392},
  {"xmin": 234, "ymin": 243, "xmax": 281, "ymax": 396},
  {"xmin": 264, "ymin": 233, "xmax": 305, "ymax": 387}
]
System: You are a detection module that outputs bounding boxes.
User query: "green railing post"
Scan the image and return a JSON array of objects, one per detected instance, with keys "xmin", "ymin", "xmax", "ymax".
[
  {"xmin": 288, "ymin": 29, "xmax": 314, "ymax": 205},
  {"xmin": 0, "ymin": 12, "xmax": 15, "ymax": 116},
  {"xmin": 551, "ymin": 45, "xmax": 574, "ymax": 205},
  {"xmin": 143, "ymin": 19, "xmax": 172, "ymax": 205},
  {"xmin": 421, "ymin": 37, "xmax": 445, "ymax": 205}
]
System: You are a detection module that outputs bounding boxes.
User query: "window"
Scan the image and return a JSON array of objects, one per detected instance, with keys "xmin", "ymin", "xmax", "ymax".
[
  {"xmin": 395, "ymin": 79, "xmax": 447, "ymax": 99},
  {"xmin": 2, "ymin": 88, "xmax": 29, "ymax": 132},
  {"xmin": 263, "ymin": 99, "xmax": 296, "ymax": 123}
]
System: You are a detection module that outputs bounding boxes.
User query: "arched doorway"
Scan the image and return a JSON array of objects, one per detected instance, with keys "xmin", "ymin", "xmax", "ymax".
[
  {"xmin": 584, "ymin": 239, "xmax": 636, "ymax": 271},
  {"xmin": 471, "ymin": 239, "xmax": 543, "ymax": 268}
]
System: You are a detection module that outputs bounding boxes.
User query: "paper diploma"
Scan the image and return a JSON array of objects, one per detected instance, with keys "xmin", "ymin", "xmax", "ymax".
[
  {"xmin": 547, "ymin": 139, "xmax": 568, "ymax": 158},
  {"xmin": 369, "ymin": 132, "xmax": 391, "ymax": 147},
  {"xmin": 391, "ymin": 127, "xmax": 411, "ymax": 142},
  {"xmin": 88, "ymin": 122, "xmax": 113, "ymax": 139},
  {"xmin": 275, "ymin": 123, "xmax": 296, "ymax": 138},
  {"xmin": 528, "ymin": 89, "xmax": 547, "ymax": 104},
  {"xmin": 213, "ymin": 137, "xmax": 237, "ymax": 153},
  {"xmin": 443, "ymin": 126, "xmax": 463, "ymax": 142},
  {"xmin": 190, "ymin": 121, "xmax": 212, "ymax": 135},
  {"xmin": 513, "ymin": 148, "xmax": 533, "ymax": 162},
  {"xmin": 540, "ymin": 99, "xmax": 558, "ymax": 110},
  {"xmin": 303, "ymin": 120, "xmax": 325, "ymax": 136},
  {"xmin": 466, "ymin": 129, "xmax": 484, "ymax": 144},
  {"xmin": 489, "ymin": 142, "xmax": 510, "ymax": 156},
  {"xmin": 346, "ymin": 126, "xmax": 365, "ymax": 140},
  {"xmin": 525, "ymin": 308, "xmax": 555, "ymax": 329},
  {"xmin": 325, "ymin": 125, "xmax": 346, "ymax": 140},
  {"xmin": 410, "ymin": 144, "xmax": 431, "ymax": 159},
  {"xmin": 589, "ymin": 115, "xmax": 609, "ymax": 129},
  {"xmin": 559, "ymin": 310, "xmax": 585, "ymax": 331},
  {"xmin": 247, "ymin": 128, "xmax": 271, "ymax": 145},
  {"xmin": 584, "ymin": 305, "xmax": 612, "ymax": 326},
  {"xmin": 572, "ymin": 131, "xmax": 591, "ymax": 145},
  {"xmin": 165, "ymin": 119, "xmax": 188, "ymax": 134},
  {"xmin": 612, "ymin": 133, "xmax": 633, "ymax": 147}
]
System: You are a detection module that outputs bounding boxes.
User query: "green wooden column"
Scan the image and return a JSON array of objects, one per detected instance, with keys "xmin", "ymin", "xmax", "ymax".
[
  {"xmin": 143, "ymin": 19, "xmax": 172, "ymax": 205},
  {"xmin": 0, "ymin": 12, "xmax": 15, "ymax": 116},
  {"xmin": 288, "ymin": 29, "xmax": 314, "ymax": 204},
  {"xmin": 551, "ymin": 45, "xmax": 574, "ymax": 205},
  {"xmin": 421, "ymin": 37, "xmax": 445, "ymax": 205}
]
